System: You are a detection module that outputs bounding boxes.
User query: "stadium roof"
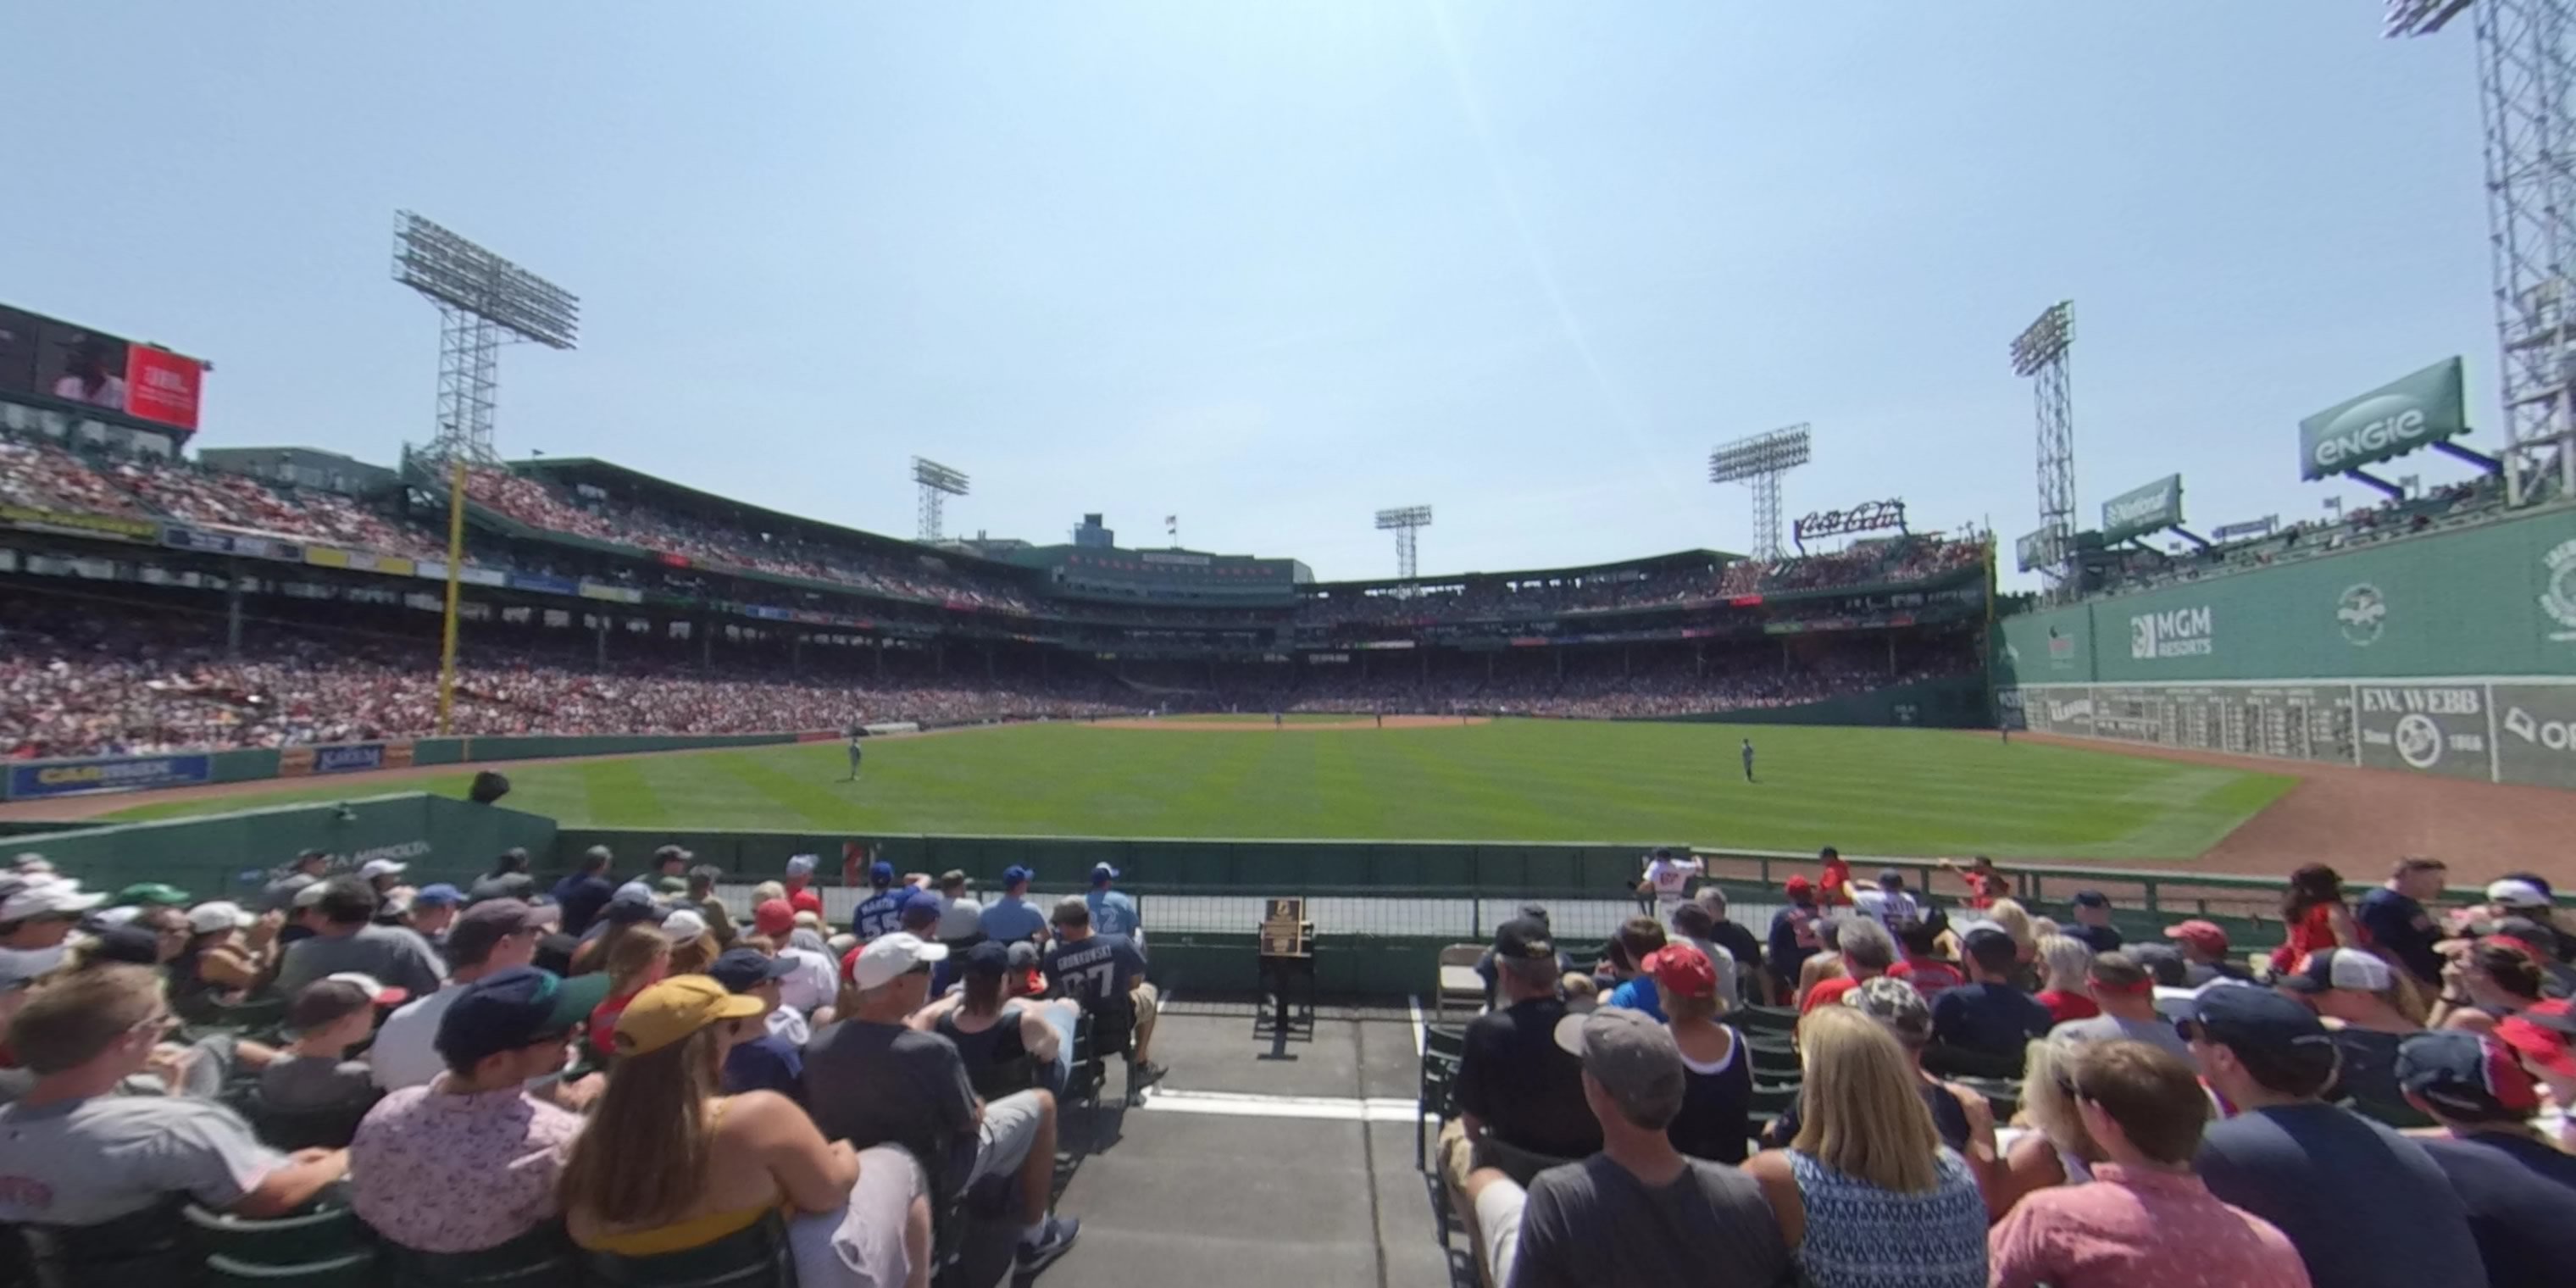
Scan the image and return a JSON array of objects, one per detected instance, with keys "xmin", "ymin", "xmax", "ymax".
[{"xmin": 1305, "ymin": 547, "xmax": 1740, "ymax": 595}]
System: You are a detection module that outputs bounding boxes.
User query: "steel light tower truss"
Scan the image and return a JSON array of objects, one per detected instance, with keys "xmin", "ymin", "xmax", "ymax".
[
  {"xmin": 1374, "ymin": 505, "xmax": 1433, "ymax": 595},
  {"xmin": 1709, "ymin": 426, "xmax": 1813, "ymax": 561},
  {"xmin": 2011, "ymin": 302, "xmax": 2077, "ymax": 593},
  {"xmin": 392, "ymin": 212, "xmax": 580, "ymax": 464},
  {"xmin": 913, "ymin": 458, "xmax": 969, "ymax": 544}
]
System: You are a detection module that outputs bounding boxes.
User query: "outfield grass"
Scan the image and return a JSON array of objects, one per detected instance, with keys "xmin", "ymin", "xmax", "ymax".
[
  {"xmin": 1158, "ymin": 713, "xmax": 1372, "ymax": 724},
  {"xmin": 99, "ymin": 720, "xmax": 2296, "ymax": 859}
]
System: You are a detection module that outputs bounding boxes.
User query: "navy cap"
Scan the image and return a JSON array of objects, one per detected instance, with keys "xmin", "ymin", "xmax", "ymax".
[
  {"xmin": 1001, "ymin": 865, "xmax": 1035, "ymax": 887},
  {"xmin": 2071, "ymin": 891, "xmax": 2112, "ymax": 909},
  {"xmin": 708, "ymin": 947, "xmax": 797, "ymax": 994},
  {"xmin": 413, "ymin": 883, "xmax": 464, "ymax": 908},
  {"xmin": 1006, "ymin": 941, "xmax": 1040, "ymax": 971},
  {"xmin": 1492, "ymin": 917, "xmax": 1555, "ymax": 961},
  {"xmin": 87, "ymin": 924, "xmax": 165, "ymax": 966},
  {"xmin": 2181, "ymin": 985, "xmax": 2338, "ymax": 1085},
  {"xmin": 899, "ymin": 889, "xmax": 943, "ymax": 928},
  {"xmin": 1091, "ymin": 863, "xmax": 1119, "ymax": 884},
  {"xmin": 436, "ymin": 967, "xmax": 595, "ymax": 1070},
  {"xmin": 869, "ymin": 860, "xmax": 896, "ymax": 886},
  {"xmin": 2398, "ymin": 1030, "xmax": 2540, "ymax": 1120},
  {"xmin": 965, "ymin": 941, "xmax": 1012, "ymax": 975}
]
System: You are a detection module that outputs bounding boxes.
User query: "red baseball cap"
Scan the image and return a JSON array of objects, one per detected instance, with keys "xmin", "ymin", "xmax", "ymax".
[
  {"xmin": 1641, "ymin": 942, "xmax": 1716, "ymax": 999},
  {"xmin": 2496, "ymin": 998, "xmax": 2576, "ymax": 1079},
  {"xmin": 2162, "ymin": 919, "xmax": 2229, "ymax": 957},
  {"xmin": 790, "ymin": 888, "xmax": 824, "ymax": 917},
  {"xmin": 753, "ymin": 898, "xmax": 796, "ymax": 938},
  {"xmin": 1783, "ymin": 875, "xmax": 1813, "ymax": 897}
]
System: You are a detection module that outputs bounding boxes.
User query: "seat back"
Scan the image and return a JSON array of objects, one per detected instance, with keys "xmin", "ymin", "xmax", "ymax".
[
  {"xmin": 183, "ymin": 1202, "xmax": 373, "ymax": 1269},
  {"xmin": 1435, "ymin": 944, "xmax": 1485, "ymax": 969},
  {"xmin": 577, "ymin": 1209, "xmax": 796, "ymax": 1288},
  {"xmin": 203, "ymin": 1250, "xmax": 380, "ymax": 1286},
  {"xmin": 1424, "ymin": 1024, "xmax": 1468, "ymax": 1063},
  {"xmin": 378, "ymin": 1220, "xmax": 578, "ymax": 1288},
  {"xmin": 236, "ymin": 1088, "xmax": 380, "ymax": 1152},
  {"xmin": 6, "ymin": 1198, "xmax": 193, "ymax": 1288},
  {"xmin": 1735, "ymin": 1005, "xmax": 1800, "ymax": 1035}
]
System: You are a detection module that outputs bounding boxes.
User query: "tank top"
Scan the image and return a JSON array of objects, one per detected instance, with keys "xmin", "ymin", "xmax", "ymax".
[
  {"xmin": 1786, "ymin": 1147, "xmax": 1987, "ymax": 1288},
  {"xmin": 1666, "ymin": 1025, "xmax": 1753, "ymax": 1164},
  {"xmin": 935, "ymin": 1003, "xmax": 1034, "ymax": 1100}
]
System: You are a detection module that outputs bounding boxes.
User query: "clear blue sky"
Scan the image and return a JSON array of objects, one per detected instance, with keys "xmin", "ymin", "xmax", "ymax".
[{"xmin": 0, "ymin": 3, "xmax": 2492, "ymax": 585}]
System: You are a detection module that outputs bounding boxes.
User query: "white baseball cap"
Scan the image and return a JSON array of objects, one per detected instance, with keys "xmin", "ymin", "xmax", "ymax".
[
  {"xmin": 2486, "ymin": 879, "xmax": 2551, "ymax": 910},
  {"xmin": 663, "ymin": 908, "xmax": 710, "ymax": 941},
  {"xmin": 786, "ymin": 854, "xmax": 819, "ymax": 878},
  {"xmin": 359, "ymin": 858, "xmax": 409, "ymax": 880},
  {"xmin": 293, "ymin": 880, "xmax": 334, "ymax": 909},
  {"xmin": 94, "ymin": 906, "xmax": 142, "ymax": 928},
  {"xmin": 187, "ymin": 901, "xmax": 256, "ymax": 935},
  {"xmin": 1, "ymin": 881, "xmax": 104, "ymax": 921},
  {"xmin": 324, "ymin": 971, "xmax": 409, "ymax": 1006},
  {"xmin": 848, "ymin": 932, "xmax": 947, "ymax": 991}
]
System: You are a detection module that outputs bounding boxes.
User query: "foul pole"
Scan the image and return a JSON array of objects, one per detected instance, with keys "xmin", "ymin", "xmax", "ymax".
[{"xmin": 437, "ymin": 458, "xmax": 466, "ymax": 735}]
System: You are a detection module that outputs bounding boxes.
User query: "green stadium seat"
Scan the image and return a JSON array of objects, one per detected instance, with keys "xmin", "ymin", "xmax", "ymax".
[
  {"xmin": 1418, "ymin": 1024, "xmax": 1467, "ymax": 1169},
  {"xmin": 1735, "ymin": 1005, "xmax": 1799, "ymax": 1035},
  {"xmin": 3, "ymin": 1198, "xmax": 192, "ymax": 1288},
  {"xmin": 231, "ymin": 1086, "xmax": 380, "ymax": 1152},
  {"xmin": 377, "ymin": 1219, "xmax": 578, "ymax": 1288},
  {"xmin": 203, "ymin": 1250, "xmax": 380, "ymax": 1286},
  {"xmin": 576, "ymin": 1208, "xmax": 795, "ymax": 1288},
  {"xmin": 184, "ymin": 1201, "xmax": 374, "ymax": 1269}
]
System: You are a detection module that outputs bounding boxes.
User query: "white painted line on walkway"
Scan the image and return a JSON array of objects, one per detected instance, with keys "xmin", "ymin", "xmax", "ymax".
[
  {"xmin": 1139, "ymin": 1087, "xmax": 1418, "ymax": 1123},
  {"xmin": 1407, "ymin": 994, "xmax": 1425, "ymax": 1059}
]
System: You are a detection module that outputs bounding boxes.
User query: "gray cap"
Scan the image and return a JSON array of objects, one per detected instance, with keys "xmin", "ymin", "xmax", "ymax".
[
  {"xmin": 1847, "ymin": 975, "xmax": 1933, "ymax": 1048},
  {"xmin": 1552, "ymin": 1007, "xmax": 1685, "ymax": 1128}
]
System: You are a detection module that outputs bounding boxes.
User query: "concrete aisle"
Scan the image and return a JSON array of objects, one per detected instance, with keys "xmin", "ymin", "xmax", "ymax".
[{"xmin": 1035, "ymin": 1000, "xmax": 1462, "ymax": 1288}]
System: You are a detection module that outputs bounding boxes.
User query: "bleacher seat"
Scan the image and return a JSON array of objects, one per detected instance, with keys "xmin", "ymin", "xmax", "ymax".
[
  {"xmin": 3, "ymin": 1198, "xmax": 192, "ymax": 1288},
  {"xmin": 183, "ymin": 1201, "xmax": 374, "ymax": 1269},
  {"xmin": 1434, "ymin": 945, "xmax": 1485, "ymax": 1017},
  {"xmin": 575, "ymin": 1208, "xmax": 795, "ymax": 1287},
  {"xmin": 203, "ymin": 1250, "xmax": 380, "ymax": 1286},
  {"xmin": 1418, "ymin": 1022, "xmax": 1468, "ymax": 1168},
  {"xmin": 1735, "ymin": 1005, "xmax": 1799, "ymax": 1036},
  {"xmin": 378, "ymin": 1219, "xmax": 578, "ymax": 1288}
]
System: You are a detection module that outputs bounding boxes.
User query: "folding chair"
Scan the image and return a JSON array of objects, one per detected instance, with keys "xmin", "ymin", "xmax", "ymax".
[{"xmin": 1435, "ymin": 945, "xmax": 1486, "ymax": 1018}]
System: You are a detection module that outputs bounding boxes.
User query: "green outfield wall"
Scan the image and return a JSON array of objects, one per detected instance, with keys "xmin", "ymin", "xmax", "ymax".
[
  {"xmin": 1996, "ymin": 505, "xmax": 2576, "ymax": 788},
  {"xmin": 0, "ymin": 730, "xmax": 827, "ymax": 803},
  {"xmin": 1638, "ymin": 675, "xmax": 1988, "ymax": 729},
  {"xmin": 9, "ymin": 793, "xmax": 559, "ymax": 896}
]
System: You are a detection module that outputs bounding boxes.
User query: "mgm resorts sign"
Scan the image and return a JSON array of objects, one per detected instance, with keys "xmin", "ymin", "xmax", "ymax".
[{"xmin": 2130, "ymin": 605, "xmax": 2213, "ymax": 659}]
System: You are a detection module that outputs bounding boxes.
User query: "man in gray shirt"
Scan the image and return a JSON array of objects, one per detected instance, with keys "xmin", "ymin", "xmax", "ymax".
[
  {"xmin": 0, "ymin": 964, "xmax": 347, "ymax": 1227},
  {"xmin": 1463, "ymin": 1008, "xmax": 1791, "ymax": 1288},
  {"xmin": 256, "ymin": 850, "xmax": 331, "ymax": 914},
  {"xmin": 275, "ymin": 879, "xmax": 444, "ymax": 1001},
  {"xmin": 2049, "ymin": 952, "xmax": 2196, "ymax": 1069}
]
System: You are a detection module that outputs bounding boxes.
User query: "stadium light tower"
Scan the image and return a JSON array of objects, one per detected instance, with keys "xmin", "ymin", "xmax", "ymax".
[
  {"xmin": 1708, "ymin": 426, "xmax": 1812, "ymax": 561},
  {"xmin": 2389, "ymin": 0, "xmax": 2576, "ymax": 502},
  {"xmin": 391, "ymin": 212, "xmax": 580, "ymax": 464},
  {"xmin": 2011, "ymin": 302, "xmax": 2077, "ymax": 594},
  {"xmin": 1374, "ymin": 505, "xmax": 1433, "ymax": 596},
  {"xmin": 913, "ymin": 457, "xmax": 969, "ymax": 544}
]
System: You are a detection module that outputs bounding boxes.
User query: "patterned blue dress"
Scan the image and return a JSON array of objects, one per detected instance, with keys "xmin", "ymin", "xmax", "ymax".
[{"xmin": 1787, "ymin": 1146, "xmax": 1987, "ymax": 1288}]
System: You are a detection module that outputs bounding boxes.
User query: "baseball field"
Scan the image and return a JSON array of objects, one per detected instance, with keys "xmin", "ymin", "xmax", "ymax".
[{"xmin": 86, "ymin": 717, "xmax": 2299, "ymax": 861}]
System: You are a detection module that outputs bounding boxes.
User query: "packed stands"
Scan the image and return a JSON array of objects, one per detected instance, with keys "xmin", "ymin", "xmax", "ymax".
[{"xmin": 0, "ymin": 438, "xmax": 150, "ymax": 518}]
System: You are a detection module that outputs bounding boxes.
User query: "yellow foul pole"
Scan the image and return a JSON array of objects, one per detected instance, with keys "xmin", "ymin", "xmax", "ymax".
[{"xmin": 436, "ymin": 457, "xmax": 467, "ymax": 735}]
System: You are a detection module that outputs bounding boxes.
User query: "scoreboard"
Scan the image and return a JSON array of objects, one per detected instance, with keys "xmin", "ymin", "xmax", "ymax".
[{"xmin": 2012, "ymin": 683, "xmax": 2357, "ymax": 768}]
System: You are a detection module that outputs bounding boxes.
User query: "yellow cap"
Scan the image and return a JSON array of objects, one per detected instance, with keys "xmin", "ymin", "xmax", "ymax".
[{"xmin": 613, "ymin": 974, "xmax": 765, "ymax": 1056}]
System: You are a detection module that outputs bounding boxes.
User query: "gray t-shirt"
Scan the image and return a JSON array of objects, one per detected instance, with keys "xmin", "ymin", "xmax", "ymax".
[
  {"xmin": 275, "ymin": 924, "xmax": 447, "ymax": 999},
  {"xmin": 0, "ymin": 1095, "xmax": 283, "ymax": 1225},
  {"xmin": 259, "ymin": 1056, "xmax": 377, "ymax": 1112},
  {"xmin": 1508, "ymin": 1153, "xmax": 1792, "ymax": 1288},
  {"xmin": 2049, "ymin": 1012, "xmax": 2196, "ymax": 1068},
  {"xmin": 257, "ymin": 873, "xmax": 317, "ymax": 914},
  {"xmin": 802, "ymin": 1019, "xmax": 976, "ymax": 1162}
]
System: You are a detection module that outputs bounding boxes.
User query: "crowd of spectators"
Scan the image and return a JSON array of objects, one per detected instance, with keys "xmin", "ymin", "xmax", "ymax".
[
  {"xmin": 0, "ymin": 438, "xmax": 149, "ymax": 518},
  {"xmin": 1439, "ymin": 851, "xmax": 2576, "ymax": 1288},
  {"xmin": 3, "ymin": 432, "xmax": 444, "ymax": 556},
  {"xmin": 2087, "ymin": 476, "xmax": 2512, "ymax": 599},
  {"xmin": 0, "ymin": 850, "xmax": 1188, "ymax": 1282}
]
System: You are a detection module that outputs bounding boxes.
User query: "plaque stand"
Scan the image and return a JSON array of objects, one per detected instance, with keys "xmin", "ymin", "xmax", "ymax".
[{"xmin": 1256, "ymin": 897, "xmax": 1316, "ymax": 1052}]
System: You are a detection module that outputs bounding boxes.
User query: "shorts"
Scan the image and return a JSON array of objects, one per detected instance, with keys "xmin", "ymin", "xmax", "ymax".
[
  {"xmin": 1474, "ymin": 1174, "xmax": 1529, "ymax": 1286},
  {"xmin": 964, "ymin": 1090, "xmax": 1046, "ymax": 1185},
  {"xmin": 789, "ymin": 1144, "xmax": 923, "ymax": 1288},
  {"xmin": 1131, "ymin": 980, "xmax": 1160, "ymax": 1035}
]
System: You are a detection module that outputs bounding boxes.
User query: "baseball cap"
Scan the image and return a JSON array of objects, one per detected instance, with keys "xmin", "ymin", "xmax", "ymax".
[
  {"xmin": 2071, "ymin": 890, "xmax": 2112, "ymax": 909},
  {"xmin": 654, "ymin": 876, "xmax": 689, "ymax": 895},
  {"xmin": 899, "ymin": 889, "xmax": 943, "ymax": 928},
  {"xmin": 2277, "ymin": 947, "xmax": 2396, "ymax": 995},
  {"xmin": 112, "ymin": 883, "xmax": 192, "ymax": 908},
  {"xmin": 1641, "ymin": 942, "xmax": 1716, "ymax": 999},
  {"xmin": 2485, "ymin": 879, "xmax": 2551, "ymax": 910},
  {"xmin": 1783, "ymin": 875, "xmax": 1813, "ymax": 898},
  {"xmin": 446, "ymin": 898, "xmax": 551, "ymax": 963},
  {"xmin": 1963, "ymin": 925, "xmax": 2017, "ymax": 958},
  {"xmin": 2496, "ymin": 998, "xmax": 2576, "ymax": 1078},
  {"xmin": 86, "ymin": 924, "xmax": 164, "ymax": 966},
  {"xmin": 1877, "ymin": 868, "xmax": 1905, "ymax": 886},
  {"xmin": 435, "ymin": 967, "xmax": 593, "ymax": 1069},
  {"xmin": 413, "ymin": 883, "xmax": 464, "ymax": 908},
  {"xmin": 707, "ymin": 947, "xmax": 797, "ymax": 994},
  {"xmin": 652, "ymin": 845, "xmax": 692, "ymax": 866},
  {"xmin": 663, "ymin": 908, "xmax": 710, "ymax": 941},
  {"xmin": 938, "ymin": 869, "xmax": 970, "ymax": 888},
  {"xmin": 614, "ymin": 974, "xmax": 765, "ymax": 1057},
  {"xmin": 359, "ymin": 858, "xmax": 409, "ymax": 880},
  {"xmin": 602, "ymin": 886, "xmax": 663, "ymax": 924},
  {"xmin": 294, "ymin": 848, "xmax": 330, "ymax": 867},
  {"xmin": 186, "ymin": 901, "xmax": 255, "ymax": 935},
  {"xmin": 752, "ymin": 898, "xmax": 796, "ymax": 938},
  {"xmin": 94, "ymin": 906, "xmax": 142, "ymax": 929},
  {"xmin": 1491, "ymin": 917, "xmax": 1555, "ymax": 962},
  {"xmin": 789, "ymin": 889, "xmax": 824, "ymax": 917},
  {"xmin": 1091, "ymin": 863, "xmax": 1119, "ymax": 884},
  {"xmin": 2127, "ymin": 942, "xmax": 2190, "ymax": 988},
  {"xmin": 964, "ymin": 940, "xmax": 1012, "ymax": 977},
  {"xmin": 2162, "ymin": 919, "xmax": 2229, "ymax": 956},
  {"xmin": 869, "ymin": 860, "xmax": 896, "ymax": 886},
  {"xmin": 848, "ymin": 932, "xmax": 949, "ymax": 991},
  {"xmin": 1846, "ymin": 975, "xmax": 1935, "ymax": 1047},
  {"xmin": 2, "ymin": 881, "xmax": 103, "ymax": 921},
  {"xmin": 286, "ymin": 975, "xmax": 383, "ymax": 1034},
  {"xmin": 1001, "ymin": 865, "xmax": 1035, "ymax": 887},
  {"xmin": 2398, "ymin": 1030, "xmax": 2540, "ymax": 1119},
  {"xmin": 293, "ymin": 880, "xmax": 333, "ymax": 909},
  {"xmin": 2179, "ymin": 985, "xmax": 2339, "ymax": 1085},
  {"xmin": 325, "ymin": 971, "xmax": 408, "ymax": 1006},
  {"xmin": 785, "ymin": 854, "xmax": 819, "ymax": 879},
  {"xmin": 1552, "ymin": 1006, "xmax": 1687, "ymax": 1123}
]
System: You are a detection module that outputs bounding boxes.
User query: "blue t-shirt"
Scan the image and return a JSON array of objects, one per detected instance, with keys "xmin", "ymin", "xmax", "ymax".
[
  {"xmin": 1085, "ymin": 889, "xmax": 1141, "ymax": 940},
  {"xmin": 1603, "ymin": 977, "xmax": 1667, "ymax": 1022},
  {"xmin": 980, "ymin": 896, "xmax": 1046, "ymax": 944},
  {"xmin": 721, "ymin": 1034, "xmax": 806, "ymax": 1107},
  {"xmin": 852, "ymin": 889, "xmax": 904, "ymax": 941},
  {"xmin": 2196, "ymin": 1102, "xmax": 2485, "ymax": 1288},
  {"xmin": 549, "ymin": 874, "xmax": 614, "ymax": 937},
  {"xmin": 1929, "ymin": 981, "xmax": 2052, "ymax": 1057},
  {"xmin": 2418, "ymin": 1132, "xmax": 2576, "ymax": 1288},
  {"xmin": 1041, "ymin": 933, "xmax": 1146, "ymax": 1010}
]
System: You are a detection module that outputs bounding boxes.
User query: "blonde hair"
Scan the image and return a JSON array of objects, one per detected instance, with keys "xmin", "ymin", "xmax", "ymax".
[
  {"xmin": 1661, "ymin": 984, "xmax": 1722, "ymax": 1024},
  {"xmin": 1986, "ymin": 900, "xmax": 2035, "ymax": 951},
  {"xmin": 750, "ymin": 880, "xmax": 787, "ymax": 905},
  {"xmin": 667, "ymin": 932, "xmax": 719, "ymax": 977},
  {"xmin": 1793, "ymin": 1006, "xmax": 1943, "ymax": 1193},
  {"xmin": 2035, "ymin": 933, "xmax": 2094, "ymax": 993},
  {"xmin": 1561, "ymin": 974, "xmax": 1599, "ymax": 1002},
  {"xmin": 2018, "ymin": 1037, "xmax": 2099, "ymax": 1163},
  {"xmin": 606, "ymin": 929, "xmax": 672, "ymax": 992}
]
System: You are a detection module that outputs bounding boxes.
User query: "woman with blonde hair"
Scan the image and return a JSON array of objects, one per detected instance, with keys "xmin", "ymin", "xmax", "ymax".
[
  {"xmin": 664, "ymin": 909, "xmax": 721, "ymax": 977},
  {"xmin": 1985, "ymin": 1035, "xmax": 2101, "ymax": 1219},
  {"xmin": 587, "ymin": 930, "xmax": 672, "ymax": 1058},
  {"xmin": 2033, "ymin": 933, "xmax": 2098, "ymax": 1024},
  {"xmin": 1984, "ymin": 899, "xmax": 2043, "ymax": 990},
  {"xmin": 558, "ymin": 975, "xmax": 931, "ymax": 1287},
  {"xmin": 1744, "ymin": 1007, "xmax": 1987, "ymax": 1288}
]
